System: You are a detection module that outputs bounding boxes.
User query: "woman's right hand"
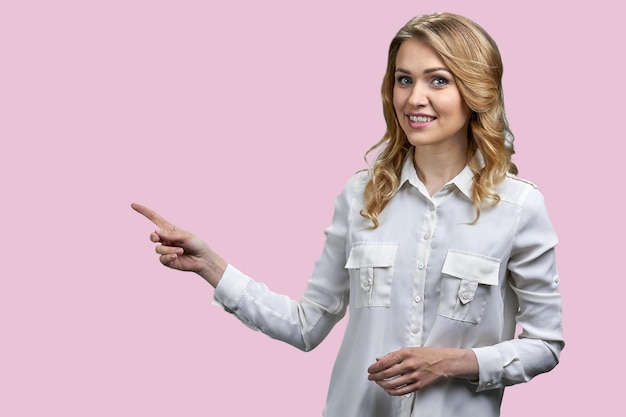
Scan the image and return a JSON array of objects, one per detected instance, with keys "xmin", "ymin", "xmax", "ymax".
[{"xmin": 131, "ymin": 203, "xmax": 227, "ymax": 287}]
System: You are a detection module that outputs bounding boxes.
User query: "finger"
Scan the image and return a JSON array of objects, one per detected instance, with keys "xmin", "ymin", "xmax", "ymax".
[
  {"xmin": 131, "ymin": 203, "xmax": 173, "ymax": 229},
  {"xmin": 377, "ymin": 379, "xmax": 418, "ymax": 396},
  {"xmin": 368, "ymin": 352, "xmax": 401, "ymax": 374},
  {"xmin": 368, "ymin": 359, "xmax": 386, "ymax": 374},
  {"xmin": 152, "ymin": 228, "xmax": 189, "ymax": 246},
  {"xmin": 368, "ymin": 363, "xmax": 403, "ymax": 381},
  {"xmin": 155, "ymin": 245, "xmax": 184, "ymax": 256},
  {"xmin": 376, "ymin": 379, "xmax": 400, "ymax": 393},
  {"xmin": 159, "ymin": 253, "xmax": 179, "ymax": 266},
  {"xmin": 150, "ymin": 231, "xmax": 161, "ymax": 243}
]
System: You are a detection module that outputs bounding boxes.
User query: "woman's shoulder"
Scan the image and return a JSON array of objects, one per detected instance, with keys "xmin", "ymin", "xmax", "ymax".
[
  {"xmin": 332, "ymin": 169, "xmax": 370, "ymax": 207},
  {"xmin": 342, "ymin": 169, "xmax": 370, "ymax": 192},
  {"xmin": 496, "ymin": 173, "xmax": 543, "ymax": 206}
]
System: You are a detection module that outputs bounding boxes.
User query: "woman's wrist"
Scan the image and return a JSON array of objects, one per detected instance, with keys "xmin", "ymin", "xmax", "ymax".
[
  {"xmin": 445, "ymin": 348, "xmax": 479, "ymax": 380},
  {"xmin": 198, "ymin": 250, "xmax": 227, "ymax": 288}
]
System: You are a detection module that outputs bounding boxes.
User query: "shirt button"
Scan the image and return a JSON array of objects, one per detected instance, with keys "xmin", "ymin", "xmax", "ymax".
[
  {"xmin": 405, "ymin": 393, "xmax": 412, "ymax": 397},
  {"xmin": 423, "ymin": 233, "xmax": 430, "ymax": 240},
  {"xmin": 428, "ymin": 203, "xmax": 435, "ymax": 211},
  {"xmin": 412, "ymin": 328, "xmax": 419, "ymax": 334},
  {"xmin": 418, "ymin": 263, "xmax": 425, "ymax": 270},
  {"xmin": 461, "ymin": 292, "xmax": 470, "ymax": 301},
  {"xmin": 554, "ymin": 276, "xmax": 560, "ymax": 284},
  {"xmin": 414, "ymin": 295, "xmax": 422, "ymax": 303}
]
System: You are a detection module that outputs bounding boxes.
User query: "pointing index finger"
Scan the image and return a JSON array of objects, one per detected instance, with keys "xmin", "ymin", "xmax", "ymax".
[{"xmin": 131, "ymin": 203, "xmax": 172, "ymax": 229}]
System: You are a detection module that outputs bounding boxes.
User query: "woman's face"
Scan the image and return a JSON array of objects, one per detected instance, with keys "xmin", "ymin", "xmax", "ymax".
[{"xmin": 393, "ymin": 38, "xmax": 470, "ymax": 151}]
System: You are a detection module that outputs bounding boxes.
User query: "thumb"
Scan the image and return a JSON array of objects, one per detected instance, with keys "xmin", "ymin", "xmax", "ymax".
[
  {"xmin": 154, "ymin": 227, "xmax": 189, "ymax": 246},
  {"xmin": 151, "ymin": 228, "xmax": 177, "ymax": 243}
]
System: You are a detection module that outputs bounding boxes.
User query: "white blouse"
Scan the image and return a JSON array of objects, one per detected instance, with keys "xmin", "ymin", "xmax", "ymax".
[{"xmin": 214, "ymin": 153, "xmax": 564, "ymax": 417}]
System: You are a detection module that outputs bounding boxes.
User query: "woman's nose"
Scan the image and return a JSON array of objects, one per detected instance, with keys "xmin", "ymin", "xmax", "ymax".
[{"xmin": 408, "ymin": 84, "xmax": 428, "ymax": 107}]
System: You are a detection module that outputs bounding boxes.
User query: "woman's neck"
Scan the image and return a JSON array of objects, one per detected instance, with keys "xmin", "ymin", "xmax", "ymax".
[{"xmin": 412, "ymin": 144, "xmax": 467, "ymax": 196}]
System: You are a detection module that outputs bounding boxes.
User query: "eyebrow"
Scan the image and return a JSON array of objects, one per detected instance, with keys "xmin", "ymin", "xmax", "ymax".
[{"xmin": 395, "ymin": 67, "xmax": 451, "ymax": 75}]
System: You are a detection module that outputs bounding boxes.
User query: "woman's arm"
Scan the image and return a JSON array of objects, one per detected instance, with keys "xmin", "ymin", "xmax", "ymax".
[
  {"xmin": 472, "ymin": 187, "xmax": 564, "ymax": 391},
  {"xmin": 132, "ymin": 174, "xmax": 358, "ymax": 352}
]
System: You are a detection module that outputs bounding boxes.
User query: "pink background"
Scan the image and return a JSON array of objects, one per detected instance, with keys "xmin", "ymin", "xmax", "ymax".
[{"xmin": 1, "ymin": 1, "xmax": 621, "ymax": 416}]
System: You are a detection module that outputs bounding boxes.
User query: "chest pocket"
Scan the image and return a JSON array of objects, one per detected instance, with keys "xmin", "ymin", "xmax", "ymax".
[
  {"xmin": 345, "ymin": 242, "xmax": 398, "ymax": 308},
  {"xmin": 438, "ymin": 249, "xmax": 500, "ymax": 324}
]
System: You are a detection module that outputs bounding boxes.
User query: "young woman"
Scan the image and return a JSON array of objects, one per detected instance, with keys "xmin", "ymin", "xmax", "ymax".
[{"xmin": 132, "ymin": 12, "xmax": 564, "ymax": 417}]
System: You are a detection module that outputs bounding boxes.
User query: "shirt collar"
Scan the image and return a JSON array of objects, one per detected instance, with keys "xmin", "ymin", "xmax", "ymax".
[{"xmin": 398, "ymin": 148, "xmax": 485, "ymax": 201}]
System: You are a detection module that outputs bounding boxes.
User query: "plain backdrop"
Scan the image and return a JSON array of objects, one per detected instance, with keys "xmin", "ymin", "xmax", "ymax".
[{"xmin": 1, "ymin": 1, "xmax": 622, "ymax": 416}]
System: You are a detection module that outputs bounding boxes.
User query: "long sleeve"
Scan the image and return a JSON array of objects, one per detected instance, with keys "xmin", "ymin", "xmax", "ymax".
[
  {"xmin": 472, "ymin": 188, "xmax": 564, "ymax": 391},
  {"xmin": 212, "ymin": 177, "xmax": 355, "ymax": 352}
]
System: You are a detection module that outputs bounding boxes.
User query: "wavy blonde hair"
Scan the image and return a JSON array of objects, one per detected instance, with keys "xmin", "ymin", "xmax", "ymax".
[{"xmin": 362, "ymin": 12, "xmax": 518, "ymax": 228}]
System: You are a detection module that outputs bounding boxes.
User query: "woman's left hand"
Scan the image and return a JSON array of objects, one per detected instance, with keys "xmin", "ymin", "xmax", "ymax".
[{"xmin": 367, "ymin": 347, "xmax": 478, "ymax": 395}]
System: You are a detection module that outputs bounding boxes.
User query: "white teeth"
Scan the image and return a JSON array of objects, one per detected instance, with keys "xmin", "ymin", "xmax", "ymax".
[{"xmin": 409, "ymin": 115, "xmax": 434, "ymax": 123}]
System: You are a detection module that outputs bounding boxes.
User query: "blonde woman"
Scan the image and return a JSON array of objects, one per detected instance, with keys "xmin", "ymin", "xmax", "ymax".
[{"xmin": 133, "ymin": 12, "xmax": 563, "ymax": 417}]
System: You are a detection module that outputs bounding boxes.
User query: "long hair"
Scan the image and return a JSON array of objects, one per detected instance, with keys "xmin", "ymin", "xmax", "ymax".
[{"xmin": 361, "ymin": 12, "xmax": 517, "ymax": 228}]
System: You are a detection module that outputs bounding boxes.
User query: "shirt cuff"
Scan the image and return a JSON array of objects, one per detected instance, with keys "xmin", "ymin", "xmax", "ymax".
[
  {"xmin": 471, "ymin": 346, "xmax": 504, "ymax": 391},
  {"xmin": 212, "ymin": 264, "xmax": 250, "ymax": 313}
]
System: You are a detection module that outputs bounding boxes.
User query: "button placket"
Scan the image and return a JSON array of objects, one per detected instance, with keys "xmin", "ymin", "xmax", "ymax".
[{"xmin": 407, "ymin": 198, "xmax": 436, "ymax": 346}]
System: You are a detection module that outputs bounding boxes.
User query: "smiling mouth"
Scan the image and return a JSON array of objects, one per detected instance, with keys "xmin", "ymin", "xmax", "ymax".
[{"xmin": 409, "ymin": 115, "xmax": 435, "ymax": 123}]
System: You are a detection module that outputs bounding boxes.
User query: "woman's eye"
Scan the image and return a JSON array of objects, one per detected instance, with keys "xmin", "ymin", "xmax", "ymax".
[
  {"xmin": 432, "ymin": 77, "xmax": 449, "ymax": 87},
  {"xmin": 396, "ymin": 76, "xmax": 412, "ymax": 86}
]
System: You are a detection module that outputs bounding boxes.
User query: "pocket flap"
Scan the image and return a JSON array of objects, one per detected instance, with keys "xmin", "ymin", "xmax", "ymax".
[
  {"xmin": 458, "ymin": 280, "xmax": 479, "ymax": 304},
  {"xmin": 345, "ymin": 242, "xmax": 399, "ymax": 269},
  {"xmin": 442, "ymin": 249, "xmax": 500, "ymax": 286}
]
